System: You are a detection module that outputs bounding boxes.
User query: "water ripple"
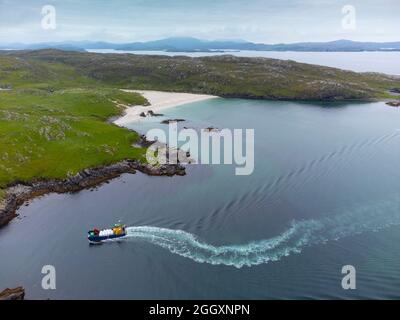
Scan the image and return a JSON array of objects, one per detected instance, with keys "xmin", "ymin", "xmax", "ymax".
[{"xmin": 125, "ymin": 195, "xmax": 400, "ymax": 268}]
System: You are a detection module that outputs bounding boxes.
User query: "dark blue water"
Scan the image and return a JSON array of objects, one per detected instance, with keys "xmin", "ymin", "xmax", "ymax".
[{"xmin": 1, "ymin": 99, "xmax": 400, "ymax": 299}]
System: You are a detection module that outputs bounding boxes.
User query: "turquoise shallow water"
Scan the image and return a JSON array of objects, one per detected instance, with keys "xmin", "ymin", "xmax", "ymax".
[{"xmin": 1, "ymin": 98, "xmax": 400, "ymax": 299}]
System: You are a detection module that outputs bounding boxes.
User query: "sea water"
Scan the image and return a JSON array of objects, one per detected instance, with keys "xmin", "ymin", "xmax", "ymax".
[{"xmin": 1, "ymin": 98, "xmax": 400, "ymax": 299}]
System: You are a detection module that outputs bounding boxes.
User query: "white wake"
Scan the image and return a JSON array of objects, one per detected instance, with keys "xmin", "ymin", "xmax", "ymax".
[{"xmin": 125, "ymin": 196, "xmax": 400, "ymax": 268}]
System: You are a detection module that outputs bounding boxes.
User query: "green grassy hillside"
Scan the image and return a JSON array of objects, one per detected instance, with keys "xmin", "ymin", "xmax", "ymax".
[
  {"xmin": 0, "ymin": 87, "xmax": 147, "ymax": 198},
  {"xmin": 4, "ymin": 50, "xmax": 400, "ymax": 100}
]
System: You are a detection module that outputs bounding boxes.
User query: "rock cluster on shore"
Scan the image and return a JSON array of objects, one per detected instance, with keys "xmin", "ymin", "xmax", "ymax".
[
  {"xmin": 0, "ymin": 84, "xmax": 12, "ymax": 90},
  {"xmin": 386, "ymin": 101, "xmax": 400, "ymax": 107},
  {"xmin": 0, "ymin": 287, "xmax": 25, "ymax": 300},
  {"xmin": 160, "ymin": 119, "xmax": 186, "ymax": 124},
  {"xmin": 0, "ymin": 159, "xmax": 185, "ymax": 229},
  {"xmin": 205, "ymin": 127, "xmax": 220, "ymax": 132},
  {"xmin": 389, "ymin": 88, "xmax": 400, "ymax": 95},
  {"xmin": 140, "ymin": 110, "xmax": 164, "ymax": 117}
]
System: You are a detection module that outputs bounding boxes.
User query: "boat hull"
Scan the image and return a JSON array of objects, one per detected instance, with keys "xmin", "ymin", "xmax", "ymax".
[{"xmin": 88, "ymin": 233, "xmax": 126, "ymax": 244}]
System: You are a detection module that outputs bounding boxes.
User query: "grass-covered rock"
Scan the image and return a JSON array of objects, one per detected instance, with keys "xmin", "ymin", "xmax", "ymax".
[{"xmin": 0, "ymin": 87, "xmax": 148, "ymax": 198}]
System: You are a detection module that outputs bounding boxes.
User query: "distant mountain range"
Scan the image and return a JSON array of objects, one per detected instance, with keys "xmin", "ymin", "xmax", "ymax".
[{"xmin": 1, "ymin": 37, "xmax": 400, "ymax": 52}]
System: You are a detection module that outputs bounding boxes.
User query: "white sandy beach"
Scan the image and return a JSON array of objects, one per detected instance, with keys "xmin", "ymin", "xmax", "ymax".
[{"xmin": 114, "ymin": 90, "xmax": 217, "ymax": 126}]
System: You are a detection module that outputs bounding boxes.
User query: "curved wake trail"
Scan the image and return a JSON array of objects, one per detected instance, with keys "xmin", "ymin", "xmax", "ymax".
[{"xmin": 126, "ymin": 196, "xmax": 400, "ymax": 268}]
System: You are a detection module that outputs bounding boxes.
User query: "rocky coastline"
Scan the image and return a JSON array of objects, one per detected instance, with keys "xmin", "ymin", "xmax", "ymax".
[
  {"xmin": 386, "ymin": 101, "xmax": 400, "ymax": 107},
  {"xmin": 0, "ymin": 287, "xmax": 25, "ymax": 300},
  {"xmin": 0, "ymin": 155, "xmax": 185, "ymax": 229}
]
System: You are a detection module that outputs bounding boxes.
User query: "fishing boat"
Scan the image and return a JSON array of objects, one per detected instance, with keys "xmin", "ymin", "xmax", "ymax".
[{"xmin": 88, "ymin": 223, "xmax": 127, "ymax": 244}]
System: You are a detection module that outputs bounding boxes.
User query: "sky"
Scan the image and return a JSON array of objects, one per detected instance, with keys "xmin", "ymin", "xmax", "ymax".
[{"xmin": 0, "ymin": 0, "xmax": 399, "ymax": 44}]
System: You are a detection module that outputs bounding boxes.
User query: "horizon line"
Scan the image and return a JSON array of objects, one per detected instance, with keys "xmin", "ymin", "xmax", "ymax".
[{"xmin": 1, "ymin": 37, "xmax": 400, "ymax": 46}]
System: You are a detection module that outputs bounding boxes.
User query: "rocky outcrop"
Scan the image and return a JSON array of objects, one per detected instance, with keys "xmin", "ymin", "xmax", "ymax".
[
  {"xmin": 161, "ymin": 119, "xmax": 186, "ymax": 124},
  {"xmin": 140, "ymin": 110, "xmax": 163, "ymax": 117},
  {"xmin": 135, "ymin": 135, "xmax": 158, "ymax": 148},
  {"xmin": 0, "ymin": 159, "xmax": 185, "ymax": 229},
  {"xmin": 0, "ymin": 287, "xmax": 25, "ymax": 300},
  {"xmin": 386, "ymin": 101, "xmax": 400, "ymax": 107},
  {"xmin": 389, "ymin": 88, "xmax": 400, "ymax": 95},
  {"xmin": 205, "ymin": 127, "xmax": 220, "ymax": 132},
  {"xmin": 148, "ymin": 110, "xmax": 163, "ymax": 117},
  {"xmin": 0, "ymin": 84, "xmax": 12, "ymax": 90}
]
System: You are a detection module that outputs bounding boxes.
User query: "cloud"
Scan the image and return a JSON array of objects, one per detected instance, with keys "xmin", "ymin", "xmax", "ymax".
[{"xmin": 0, "ymin": 0, "xmax": 398, "ymax": 43}]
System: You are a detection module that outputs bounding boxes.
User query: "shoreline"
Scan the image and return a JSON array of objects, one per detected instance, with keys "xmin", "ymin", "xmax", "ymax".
[
  {"xmin": 0, "ymin": 136, "xmax": 185, "ymax": 229},
  {"xmin": 1, "ymin": 90, "xmax": 398, "ymax": 229},
  {"xmin": 114, "ymin": 90, "xmax": 218, "ymax": 126},
  {"xmin": 0, "ymin": 90, "xmax": 211, "ymax": 293},
  {"xmin": 1, "ymin": 90, "xmax": 216, "ymax": 229},
  {"xmin": 4, "ymin": 86, "xmax": 397, "ymax": 230}
]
